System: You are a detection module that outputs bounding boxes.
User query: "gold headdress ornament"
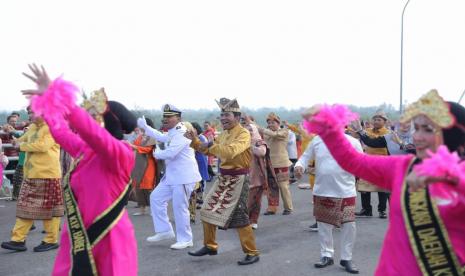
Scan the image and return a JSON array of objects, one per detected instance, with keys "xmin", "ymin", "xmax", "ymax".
[
  {"xmin": 215, "ymin": 98, "xmax": 240, "ymax": 113},
  {"xmin": 400, "ymin": 89, "xmax": 454, "ymax": 128},
  {"xmin": 82, "ymin": 88, "xmax": 108, "ymax": 125},
  {"xmin": 372, "ymin": 109, "xmax": 388, "ymax": 121},
  {"xmin": 266, "ymin": 112, "xmax": 281, "ymax": 123}
]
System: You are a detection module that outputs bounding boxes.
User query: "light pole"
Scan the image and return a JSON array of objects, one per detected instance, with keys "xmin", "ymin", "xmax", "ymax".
[
  {"xmin": 400, "ymin": 0, "xmax": 411, "ymax": 114},
  {"xmin": 459, "ymin": 89, "xmax": 465, "ymax": 104}
]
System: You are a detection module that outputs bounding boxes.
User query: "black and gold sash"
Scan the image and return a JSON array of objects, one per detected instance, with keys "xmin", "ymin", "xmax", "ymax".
[
  {"xmin": 402, "ymin": 158, "xmax": 465, "ymax": 275},
  {"xmin": 63, "ymin": 157, "xmax": 130, "ymax": 276}
]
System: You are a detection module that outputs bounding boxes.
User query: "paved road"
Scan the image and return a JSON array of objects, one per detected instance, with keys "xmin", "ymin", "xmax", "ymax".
[{"xmin": 0, "ymin": 178, "xmax": 388, "ymax": 276}]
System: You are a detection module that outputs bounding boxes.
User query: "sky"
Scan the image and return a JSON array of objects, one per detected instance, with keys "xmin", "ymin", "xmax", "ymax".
[{"xmin": 1, "ymin": 0, "xmax": 465, "ymax": 112}]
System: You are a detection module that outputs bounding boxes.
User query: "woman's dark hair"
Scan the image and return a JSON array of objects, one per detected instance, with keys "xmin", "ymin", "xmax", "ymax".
[
  {"xmin": 443, "ymin": 102, "xmax": 465, "ymax": 155},
  {"xmin": 191, "ymin": 122, "xmax": 203, "ymax": 135},
  {"xmin": 103, "ymin": 101, "xmax": 137, "ymax": 140}
]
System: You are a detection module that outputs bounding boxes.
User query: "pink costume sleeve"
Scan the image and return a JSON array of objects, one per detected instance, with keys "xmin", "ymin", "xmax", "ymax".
[
  {"xmin": 32, "ymin": 78, "xmax": 134, "ymax": 172},
  {"xmin": 303, "ymin": 105, "xmax": 411, "ymax": 191},
  {"xmin": 31, "ymin": 78, "xmax": 85, "ymax": 158}
]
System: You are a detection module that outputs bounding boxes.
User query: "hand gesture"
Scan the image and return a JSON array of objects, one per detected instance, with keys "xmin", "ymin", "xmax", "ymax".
[
  {"xmin": 2, "ymin": 124, "xmax": 14, "ymax": 133},
  {"xmin": 184, "ymin": 130, "xmax": 196, "ymax": 140},
  {"xmin": 406, "ymin": 170, "xmax": 458, "ymax": 193},
  {"xmin": 294, "ymin": 166, "xmax": 304, "ymax": 179},
  {"xmin": 21, "ymin": 64, "xmax": 51, "ymax": 96},
  {"xmin": 137, "ymin": 116, "xmax": 148, "ymax": 130},
  {"xmin": 123, "ymin": 140, "xmax": 137, "ymax": 150},
  {"xmin": 12, "ymin": 137, "xmax": 20, "ymax": 149},
  {"xmin": 350, "ymin": 119, "xmax": 362, "ymax": 132},
  {"xmin": 391, "ymin": 132, "xmax": 402, "ymax": 145}
]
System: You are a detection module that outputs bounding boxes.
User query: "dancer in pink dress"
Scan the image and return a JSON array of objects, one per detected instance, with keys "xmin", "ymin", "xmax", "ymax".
[
  {"xmin": 303, "ymin": 90, "xmax": 465, "ymax": 275},
  {"xmin": 22, "ymin": 64, "xmax": 138, "ymax": 276}
]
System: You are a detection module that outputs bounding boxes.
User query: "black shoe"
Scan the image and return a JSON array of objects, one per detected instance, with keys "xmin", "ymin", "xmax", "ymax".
[
  {"xmin": 263, "ymin": 211, "xmax": 276, "ymax": 216},
  {"xmin": 340, "ymin": 260, "xmax": 359, "ymax": 274},
  {"xmin": 1, "ymin": 241, "xmax": 27, "ymax": 252},
  {"xmin": 30, "ymin": 224, "xmax": 36, "ymax": 231},
  {"xmin": 237, "ymin": 255, "xmax": 260, "ymax": 265},
  {"xmin": 379, "ymin": 211, "xmax": 387, "ymax": 219},
  {"xmin": 355, "ymin": 209, "xmax": 372, "ymax": 217},
  {"xmin": 188, "ymin": 246, "xmax": 217, "ymax": 256},
  {"xmin": 309, "ymin": 222, "xmax": 318, "ymax": 232},
  {"xmin": 33, "ymin": 241, "xmax": 59, "ymax": 252},
  {"xmin": 41, "ymin": 230, "xmax": 46, "ymax": 234},
  {"xmin": 315, "ymin": 257, "xmax": 334, "ymax": 268},
  {"xmin": 282, "ymin": 210, "xmax": 292, "ymax": 215}
]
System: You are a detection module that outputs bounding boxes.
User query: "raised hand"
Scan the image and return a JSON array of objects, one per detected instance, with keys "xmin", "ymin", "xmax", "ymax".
[
  {"xmin": 21, "ymin": 64, "xmax": 51, "ymax": 96},
  {"xmin": 350, "ymin": 119, "xmax": 363, "ymax": 132},
  {"xmin": 137, "ymin": 116, "xmax": 148, "ymax": 130},
  {"xmin": 406, "ymin": 170, "xmax": 458, "ymax": 193},
  {"xmin": 294, "ymin": 166, "xmax": 304, "ymax": 179},
  {"xmin": 184, "ymin": 130, "xmax": 196, "ymax": 140}
]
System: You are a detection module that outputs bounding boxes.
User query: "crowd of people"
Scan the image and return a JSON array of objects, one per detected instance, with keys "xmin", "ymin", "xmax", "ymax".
[{"xmin": 0, "ymin": 64, "xmax": 464, "ymax": 276}]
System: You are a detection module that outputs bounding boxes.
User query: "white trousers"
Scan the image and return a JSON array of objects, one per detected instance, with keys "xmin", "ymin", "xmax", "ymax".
[
  {"xmin": 150, "ymin": 179, "xmax": 195, "ymax": 243},
  {"xmin": 317, "ymin": 221, "xmax": 356, "ymax": 260}
]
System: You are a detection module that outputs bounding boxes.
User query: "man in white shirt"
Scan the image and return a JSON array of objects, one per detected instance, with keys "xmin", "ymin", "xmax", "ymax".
[
  {"xmin": 287, "ymin": 128, "xmax": 298, "ymax": 183},
  {"xmin": 294, "ymin": 135, "xmax": 362, "ymax": 274},
  {"xmin": 137, "ymin": 104, "xmax": 201, "ymax": 250}
]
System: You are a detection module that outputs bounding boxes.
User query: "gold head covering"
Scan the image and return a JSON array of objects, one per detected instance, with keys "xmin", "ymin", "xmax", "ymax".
[
  {"xmin": 82, "ymin": 88, "xmax": 108, "ymax": 125},
  {"xmin": 372, "ymin": 109, "xmax": 388, "ymax": 121},
  {"xmin": 215, "ymin": 98, "xmax": 240, "ymax": 113},
  {"xmin": 400, "ymin": 89, "xmax": 454, "ymax": 128},
  {"xmin": 266, "ymin": 112, "xmax": 281, "ymax": 124}
]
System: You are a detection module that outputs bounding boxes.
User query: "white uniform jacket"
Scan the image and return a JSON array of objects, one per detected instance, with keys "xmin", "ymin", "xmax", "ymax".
[{"xmin": 141, "ymin": 122, "xmax": 201, "ymax": 185}]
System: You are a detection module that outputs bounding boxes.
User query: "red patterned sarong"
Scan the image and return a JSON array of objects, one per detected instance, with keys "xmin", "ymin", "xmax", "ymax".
[
  {"xmin": 248, "ymin": 186, "xmax": 264, "ymax": 224},
  {"xmin": 313, "ymin": 196, "xmax": 355, "ymax": 227},
  {"xmin": 16, "ymin": 178, "xmax": 64, "ymax": 220}
]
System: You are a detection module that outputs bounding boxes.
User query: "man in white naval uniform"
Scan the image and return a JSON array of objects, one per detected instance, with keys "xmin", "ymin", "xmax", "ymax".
[
  {"xmin": 294, "ymin": 134, "xmax": 362, "ymax": 274},
  {"xmin": 137, "ymin": 104, "xmax": 201, "ymax": 250}
]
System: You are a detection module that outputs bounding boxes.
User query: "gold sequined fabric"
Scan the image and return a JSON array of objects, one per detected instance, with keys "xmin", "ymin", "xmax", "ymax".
[{"xmin": 82, "ymin": 88, "xmax": 108, "ymax": 125}]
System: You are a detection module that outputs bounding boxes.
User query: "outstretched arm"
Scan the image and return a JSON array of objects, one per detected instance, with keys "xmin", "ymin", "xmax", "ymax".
[
  {"xmin": 23, "ymin": 64, "xmax": 85, "ymax": 157},
  {"xmin": 137, "ymin": 117, "xmax": 170, "ymax": 143},
  {"xmin": 154, "ymin": 134, "xmax": 190, "ymax": 160},
  {"xmin": 357, "ymin": 132, "xmax": 388, "ymax": 148},
  {"xmin": 24, "ymin": 64, "xmax": 133, "ymax": 170},
  {"xmin": 303, "ymin": 105, "xmax": 412, "ymax": 190}
]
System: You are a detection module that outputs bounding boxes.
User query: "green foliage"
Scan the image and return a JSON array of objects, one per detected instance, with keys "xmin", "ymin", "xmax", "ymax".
[
  {"xmin": 132, "ymin": 103, "xmax": 400, "ymax": 130},
  {"xmin": 0, "ymin": 104, "xmax": 399, "ymax": 129}
]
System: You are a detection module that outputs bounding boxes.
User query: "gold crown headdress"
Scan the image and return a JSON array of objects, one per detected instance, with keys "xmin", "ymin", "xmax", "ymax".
[
  {"xmin": 215, "ymin": 98, "xmax": 240, "ymax": 113},
  {"xmin": 82, "ymin": 88, "xmax": 108, "ymax": 125},
  {"xmin": 400, "ymin": 89, "xmax": 454, "ymax": 128},
  {"xmin": 266, "ymin": 112, "xmax": 281, "ymax": 123}
]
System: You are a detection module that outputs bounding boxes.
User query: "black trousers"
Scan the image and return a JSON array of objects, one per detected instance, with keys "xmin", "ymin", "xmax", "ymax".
[
  {"xmin": 289, "ymin": 159, "xmax": 297, "ymax": 180},
  {"xmin": 4, "ymin": 160, "xmax": 18, "ymax": 182},
  {"xmin": 360, "ymin": 191, "xmax": 390, "ymax": 212}
]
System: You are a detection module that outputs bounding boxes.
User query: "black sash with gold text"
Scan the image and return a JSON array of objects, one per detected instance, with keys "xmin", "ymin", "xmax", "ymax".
[
  {"xmin": 63, "ymin": 157, "xmax": 130, "ymax": 276},
  {"xmin": 402, "ymin": 158, "xmax": 464, "ymax": 275}
]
